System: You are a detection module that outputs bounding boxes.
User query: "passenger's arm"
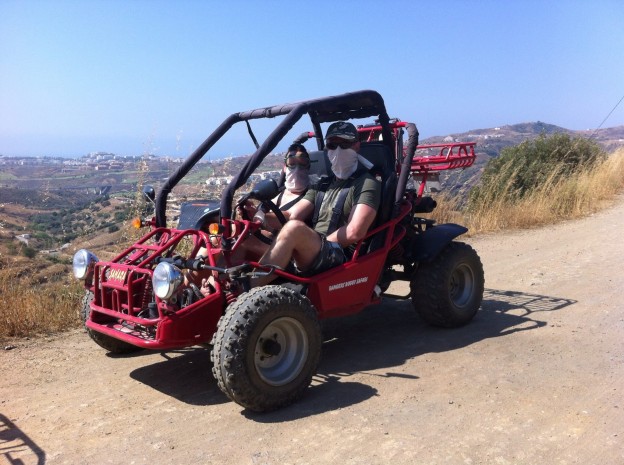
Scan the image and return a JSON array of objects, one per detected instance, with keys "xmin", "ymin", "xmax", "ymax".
[
  {"xmin": 259, "ymin": 197, "xmax": 314, "ymax": 228},
  {"xmin": 288, "ymin": 198, "xmax": 315, "ymax": 222},
  {"xmin": 326, "ymin": 203, "xmax": 377, "ymax": 247}
]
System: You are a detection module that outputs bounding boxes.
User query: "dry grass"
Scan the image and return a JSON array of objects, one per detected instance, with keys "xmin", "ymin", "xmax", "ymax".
[
  {"xmin": 0, "ymin": 194, "xmax": 146, "ymax": 342},
  {"xmin": 0, "ymin": 267, "xmax": 84, "ymax": 341},
  {"xmin": 430, "ymin": 148, "xmax": 624, "ymax": 235}
]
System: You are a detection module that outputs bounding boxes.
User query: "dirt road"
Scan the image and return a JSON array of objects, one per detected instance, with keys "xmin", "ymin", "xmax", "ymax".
[{"xmin": 2, "ymin": 197, "xmax": 624, "ymax": 465}]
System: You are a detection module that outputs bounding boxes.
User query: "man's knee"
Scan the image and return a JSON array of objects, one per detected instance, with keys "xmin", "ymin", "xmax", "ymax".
[
  {"xmin": 278, "ymin": 219, "xmax": 310, "ymax": 239},
  {"xmin": 284, "ymin": 219, "xmax": 308, "ymax": 230}
]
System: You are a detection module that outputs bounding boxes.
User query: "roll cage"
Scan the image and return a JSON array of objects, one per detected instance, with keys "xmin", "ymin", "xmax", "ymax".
[{"xmin": 154, "ymin": 90, "xmax": 400, "ymax": 230}]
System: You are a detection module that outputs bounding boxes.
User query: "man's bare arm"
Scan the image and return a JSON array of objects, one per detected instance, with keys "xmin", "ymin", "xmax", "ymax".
[
  {"xmin": 326, "ymin": 203, "xmax": 377, "ymax": 247},
  {"xmin": 257, "ymin": 198, "xmax": 314, "ymax": 229},
  {"xmin": 287, "ymin": 198, "xmax": 314, "ymax": 222}
]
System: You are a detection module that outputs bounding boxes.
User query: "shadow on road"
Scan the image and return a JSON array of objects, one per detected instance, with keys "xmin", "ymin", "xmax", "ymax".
[
  {"xmin": 0, "ymin": 414, "xmax": 45, "ymax": 465},
  {"xmin": 315, "ymin": 287, "xmax": 576, "ymax": 375},
  {"xmin": 129, "ymin": 346, "xmax": 228, "ymax": 406},
  {"xmin": 129, "ymin": 288, "xmax": 576, "ymax": 418}
]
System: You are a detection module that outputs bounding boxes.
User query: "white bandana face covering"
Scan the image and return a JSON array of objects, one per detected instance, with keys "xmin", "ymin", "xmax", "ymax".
[
  {"xmin": 284, "ymin": 165, "xmax": 309, "ymax": 192},
  {"xmin": 328, "ymin": 148, "xmax": 359, "ymax": 179}
]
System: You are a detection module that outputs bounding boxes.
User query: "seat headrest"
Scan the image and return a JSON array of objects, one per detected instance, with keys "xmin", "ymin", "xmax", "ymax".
[
  {"xmin": 308, "ymin": 150, "xmax": 331, "ymax": 179},
  {"xmin": 358, "ymin": 142, "xmax": 394, "ymax": 177}
]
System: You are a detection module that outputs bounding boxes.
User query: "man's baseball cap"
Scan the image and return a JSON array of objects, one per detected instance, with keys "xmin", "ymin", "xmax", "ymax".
[{"xmin": 325, "ymin": 121, "xmax": 358, "ymax": 141}]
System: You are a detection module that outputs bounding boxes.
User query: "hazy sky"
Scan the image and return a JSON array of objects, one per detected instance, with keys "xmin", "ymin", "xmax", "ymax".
[{"xmin": 1, "ymin": 0, "xmax": 623, "ymax": 157}]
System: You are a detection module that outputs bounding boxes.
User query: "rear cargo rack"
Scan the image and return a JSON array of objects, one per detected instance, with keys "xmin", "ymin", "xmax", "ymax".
[{"xmin": 411, "ymin": 142, "xmax": 476, "ymax": 173}]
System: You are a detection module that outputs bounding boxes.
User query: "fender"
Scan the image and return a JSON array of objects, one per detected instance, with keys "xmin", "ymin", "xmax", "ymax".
[{"xmin": 409, "ymin": 223, "xmax": 468, "ymax": 262}]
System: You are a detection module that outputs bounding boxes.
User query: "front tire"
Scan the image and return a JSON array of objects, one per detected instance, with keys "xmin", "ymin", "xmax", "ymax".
[
  {"xmin": 211, "ymin": 285, "xmax": 321, "ymax": 412},
  {"xmin": 410, "ymin": 242, "xmax": 484, "ymax": 327},
  {"xmin": 80, "ymin": 290, "xmax": 141, "ymax": 354}
]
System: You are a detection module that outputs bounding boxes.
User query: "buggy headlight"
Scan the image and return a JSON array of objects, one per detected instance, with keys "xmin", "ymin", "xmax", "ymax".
[
  {"xmin": 73, "ymin": 249, "xmax": 99, "ymax": 280},
  {"xmin": 152, "ymin": 262, "xmax": 183, "ymax": 300}
]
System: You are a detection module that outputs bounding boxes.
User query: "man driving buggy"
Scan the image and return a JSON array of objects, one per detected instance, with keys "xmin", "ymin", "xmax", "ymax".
[{"xmin": 254, "ymin": 121, "xmax": 381, "ymax": 285}]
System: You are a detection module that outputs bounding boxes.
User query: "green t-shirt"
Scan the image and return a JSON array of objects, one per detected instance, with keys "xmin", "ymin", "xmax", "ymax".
[{"xmin": 304, "ymin": 172, "xmax": 381, "ymax": 236}]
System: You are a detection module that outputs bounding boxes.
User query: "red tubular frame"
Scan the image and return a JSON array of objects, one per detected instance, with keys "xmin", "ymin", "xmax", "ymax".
[
  {"xmin": 411, "ymin": 142, "xmax": 476, "ymax": 172},
  {"xmin": 86, "ymin": 114, "xmax": 477, "ymax": 350},
  {"xmin": 356, "ymin": 121, "xmax": 476, "ymax": 172},
  {"xmin": 410, "ymin": 142, "xmax": 476, "ymax": 198},
  {"xmin": 357, "ymin": 121, "xmax": 476, "ymax": 199},
  {"xmin": 86, "ymin": 228, "xmax": 224, "ymax": 349}
]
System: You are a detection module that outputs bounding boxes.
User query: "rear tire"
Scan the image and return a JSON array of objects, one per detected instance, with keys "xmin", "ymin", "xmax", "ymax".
[
  {"xmin": 410, "ymin": 242, "xmax": 484, "ymax": 327},
  {"xmin": 80, "ymin": 290, "xmax": 141, "ymax": 354},
  {"xmin": 211, "ymin": 285, "xmax": 321, "ymax": 412}
]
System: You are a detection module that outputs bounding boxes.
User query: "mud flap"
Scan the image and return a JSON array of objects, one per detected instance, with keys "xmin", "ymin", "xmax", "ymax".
[{"xmin": 409, "ymin": 223, "xmax": 468, "ymax": 262}]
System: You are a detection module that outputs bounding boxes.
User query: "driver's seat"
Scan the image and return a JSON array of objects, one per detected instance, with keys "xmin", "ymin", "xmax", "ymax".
[{"xmin": 358, "ymin": 142, "xmax": 397, "ymax": 228}]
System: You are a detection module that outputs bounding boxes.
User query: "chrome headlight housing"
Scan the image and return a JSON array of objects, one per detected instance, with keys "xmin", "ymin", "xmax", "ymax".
[
  {"xmin": 72, "ymin": 249, "xmax": 99, "ymax": 280},
  {"xmin": 152, "ymin": 262, "xmax": 183, "ymax": 301}
]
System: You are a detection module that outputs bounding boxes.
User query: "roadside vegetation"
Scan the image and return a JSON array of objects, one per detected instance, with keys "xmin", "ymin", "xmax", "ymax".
[
  {"xmin": 431, "ymin": 135, "xmax": 624, "ymax": 234},
  {"xmin": 1, "ymin": 134, "xmax": 624, "ymax": 341},
  {"xmin": 0, "ymin": 268, "xmax": 84, "ymax": 340}
]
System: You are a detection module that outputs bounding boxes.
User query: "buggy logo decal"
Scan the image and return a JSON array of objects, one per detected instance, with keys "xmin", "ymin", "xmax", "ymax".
[
  {"xmin": 108, "ymin": 268, "xmax": 127, "ymax": 282},
  {"xmin": 328, "ymin": 276, "xmax": 368, "ymax": 292}
]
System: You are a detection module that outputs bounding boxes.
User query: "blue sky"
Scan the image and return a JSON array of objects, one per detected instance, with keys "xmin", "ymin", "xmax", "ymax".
[{"xmin": 1, "ymin": 0, "xmax": 623, "ymax": 158}]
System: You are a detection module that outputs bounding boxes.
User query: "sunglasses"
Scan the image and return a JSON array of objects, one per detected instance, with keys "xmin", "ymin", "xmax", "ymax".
[
  {"xmin": 285, "ymin": 155, "xmax": 310, "ymax": 170},
  {"xmin": 326, "ymin": 140, "xmax": 354, "ymax": 150}
]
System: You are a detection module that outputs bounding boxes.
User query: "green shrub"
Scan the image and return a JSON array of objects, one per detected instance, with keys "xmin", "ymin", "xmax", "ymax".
[
  {"xmin": 7, "ymin": 242, "xmax": 18, "ymax": 256},
  {"xmin": 114, "ymin": 210, "xmax": 129, "ymax": 221},
  {"xmin": 469, "ymin": 133, "xmax": 606, "ymax": 207},
  {"xmin": 22, "ymin": 246, "xmax": 37, "ymax": 258}
]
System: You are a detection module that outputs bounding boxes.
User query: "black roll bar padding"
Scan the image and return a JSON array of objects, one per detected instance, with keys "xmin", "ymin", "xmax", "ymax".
[
  {"xmin": 395, "ymin": 122, "xmax": 419, "ymax": 210},
  {"xmin": 307, "ymin": 115, "xmax": 324, "ymax": 150},
  {"xmin": 293, "ymin": 131, "xmax": 312, "ymax": 144},
  {"xmin": 155, "ymin": 90, "xmax": 389, "ymax": 227},
  {"xmin": 222, "ymin": 90, "xmax": 390, "ymax": 221},
  {"xmin": 221, "ymin": 102, "xmax": 309, "ymax": 221},
  {"xmin": 155, "ymin": 113, "xmax": 241, "ymax": 227}
]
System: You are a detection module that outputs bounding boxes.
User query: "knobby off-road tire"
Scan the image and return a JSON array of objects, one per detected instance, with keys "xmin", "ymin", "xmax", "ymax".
[
  {"xmin": 410, "ymin": 242, "xmax": 484, "ymax": 328},
  {"xmin": 211, "ymin": 285, "xmax": 322, "ymax": 412},
  {"xmin": 80, "ymin": 290, "xmax": 141, "ymax": 354}
]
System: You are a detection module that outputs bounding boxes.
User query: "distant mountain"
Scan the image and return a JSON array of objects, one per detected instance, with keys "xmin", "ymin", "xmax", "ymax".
[{"xmin": 422, "ymin": 122, "xmax": 624, "ymax": 156}]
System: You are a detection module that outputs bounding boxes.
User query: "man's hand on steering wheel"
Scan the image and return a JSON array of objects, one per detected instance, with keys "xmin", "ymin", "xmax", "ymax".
[{"xmin": 236, "ymin": 199, "xmax": 257, "ymax": 221}]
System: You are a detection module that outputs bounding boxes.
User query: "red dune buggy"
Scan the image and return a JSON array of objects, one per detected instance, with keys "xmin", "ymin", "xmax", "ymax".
[{"xmin": 72, "ymin": 90, "xmax": 484, "ymax": 411}]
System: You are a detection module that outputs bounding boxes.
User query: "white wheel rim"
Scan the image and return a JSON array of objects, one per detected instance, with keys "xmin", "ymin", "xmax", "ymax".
[{"xmin": 254, "ymin": 317, "xmax": 309, "ymax": 386}]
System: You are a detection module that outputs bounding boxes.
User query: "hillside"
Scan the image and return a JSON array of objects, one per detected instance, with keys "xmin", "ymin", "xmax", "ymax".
[
  {"xmin": 420, "ymin": 122, "xmax": 624, "ymax": 194},
  {"xmin": 422, "ymin": 121, "xmax": 624, "ymax": 155},
  {"xmin": 0, "ymin": 121, "xmax": 622, "ymax": 266}
]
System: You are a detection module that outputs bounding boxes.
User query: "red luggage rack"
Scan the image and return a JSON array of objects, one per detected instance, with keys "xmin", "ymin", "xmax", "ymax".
[
  {"xmin": 411, "ymin": 142, "xmax": 476, "ymax": 197},
  {"xmin": 355, "ymin": 120, "xmax": 475, "ymax": 182}
]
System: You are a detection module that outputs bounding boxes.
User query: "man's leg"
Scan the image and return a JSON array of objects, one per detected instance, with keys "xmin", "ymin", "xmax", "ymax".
[{"xmin": 254, "ymin": 220, "xmax": 322, "ymax": 285}]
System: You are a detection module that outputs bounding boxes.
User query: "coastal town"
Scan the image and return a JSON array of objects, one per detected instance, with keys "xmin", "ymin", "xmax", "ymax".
[{"xmin": 0, "ymin": 150, "xmax": 284, "ymax": 193}]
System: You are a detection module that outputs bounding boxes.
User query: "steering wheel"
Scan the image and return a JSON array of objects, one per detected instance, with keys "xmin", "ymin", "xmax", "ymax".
[
  {"xmin": 252, "ymin": 200, "xmax": 286, "ymax": 245},
  {"xmin": 258, "ymin": 199, "xmax": 287, "ymax": 226}
]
